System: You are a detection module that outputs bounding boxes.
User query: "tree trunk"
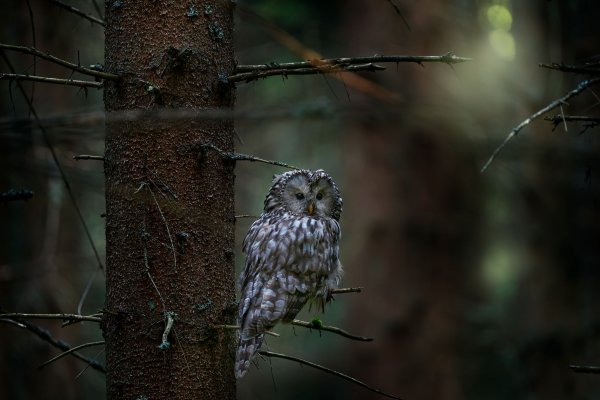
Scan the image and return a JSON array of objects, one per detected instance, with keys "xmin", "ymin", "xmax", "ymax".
[{"xmin": 102, "ymin": 1, "xmax": 236, "ymax": 399}]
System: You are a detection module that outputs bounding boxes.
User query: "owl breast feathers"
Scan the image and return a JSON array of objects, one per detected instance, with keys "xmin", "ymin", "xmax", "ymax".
[{"xmin": 235, "ymin": 169, "xmax": 343, "ymax": 378}]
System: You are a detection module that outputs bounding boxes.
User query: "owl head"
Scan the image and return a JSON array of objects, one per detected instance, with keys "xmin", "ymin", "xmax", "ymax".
[{"xmin": 263, "ymin": 169, "xmax": 343, "ymax": 221}]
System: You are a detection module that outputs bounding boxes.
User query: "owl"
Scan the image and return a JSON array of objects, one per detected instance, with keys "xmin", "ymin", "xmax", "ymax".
[{"xmin": 235, "ymin": 169, "xmax": 343, "ymax": 378}]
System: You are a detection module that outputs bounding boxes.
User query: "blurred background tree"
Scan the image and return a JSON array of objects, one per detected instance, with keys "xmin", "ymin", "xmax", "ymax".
[{"xmin": 2, "ymin": 1, "xmax": 600, "ymax": 400}]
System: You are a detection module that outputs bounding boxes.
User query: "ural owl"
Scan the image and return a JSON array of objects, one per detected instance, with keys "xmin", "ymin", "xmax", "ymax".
[{"xmin": 235, "ymin": 169, "xmax": 343, "ymax": 378}]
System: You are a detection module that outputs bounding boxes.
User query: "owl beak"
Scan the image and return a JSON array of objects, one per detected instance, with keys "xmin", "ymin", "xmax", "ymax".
[{"xmin": 307, "ymin": 201, "xmax": 315, "ymax": 215}]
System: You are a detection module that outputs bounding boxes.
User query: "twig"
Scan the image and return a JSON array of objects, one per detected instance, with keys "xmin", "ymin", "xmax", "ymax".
[
  {"xmin": 0, "ymin": 312, "xmax": 101, "ymax": 323},
  {"xmin": 540, "ymin": 62, "xmax": 600, "ymax": 75},
  {"xmin": 231, "ymin": 53, "xmax": 471, "ymax": 83},
  {"xmin": 73, "ymin": 154, "xmax": 105, "ymax": 161},
  {"xmin": 258, "ymin": 350, "xmax": 402, "ymax": 400},
  {"xmin": 159, "ymin": 312, "xmax": 175, "ymax": 350},
  {"xmin": 199, "ymin": 143, "xmax": 299, "ymax": 169},
  {"xmin": 0, "ymin": 188, "xmax": 34, "ymax": 203},
  {"xmin": 570, "ymin": 364, "xmax": 600, "ymax": 374},
  {"xmin": 48, "ymin": 0, "xmax": 106, "ymax": 26},
  {"xmin": 38, "ymin": 340, "xmax": 105, "ymax": 369},
  {"xmin": 384, "ymin": 0, "xmax": 411, "ymax": 31},
  {"xmin": 544, "ymin": 114, "xmax": 600, "ymax": 133},
  {"xmin": 330, "ymin": 287, "xmax": 363, "ymax": 295},
  {"xmin": 291, "ymin": 319, "xmax": 373, "ymax": 342},
  {"xmin": 1, "ymin": 50, "xmax": 106, "ymax": 274},
  {"xmin": 481, "ymin": 78, "xmax": 600, "ymax": 172},
  {"xmin": 0, "ymin": 73, "xmax": 102, "ymax": 88},
  {"xmin": 0, "ymin": 43, "xmax": 119, "ymax": 81},
  {"xmin": 230, "ymin": 63, "xmax": 385, "ymax": 83},
  {"xmin": 0, "ymin": 318, "xmax": 105, "ymax": 373},
  {"xmin": 213, "ymin": 324, "xmax": 281, "ymax": 337}
]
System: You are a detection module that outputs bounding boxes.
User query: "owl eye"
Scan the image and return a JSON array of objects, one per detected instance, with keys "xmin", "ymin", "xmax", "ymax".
[
  {"xmin": 295, "ymin": 193, "xmax": 305, "ymax": 200},
  {"xmin": 316, "ymin": 192, "xmax": 323, "ymax": 201}
]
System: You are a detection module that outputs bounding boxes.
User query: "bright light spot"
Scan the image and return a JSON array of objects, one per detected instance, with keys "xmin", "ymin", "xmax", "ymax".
[
  {"xmin": 487, "ymin": 5, "xmax": 512, "ymax": 31},
  {"xmin": 481, "ymin": 244, "xmax": 520, "ymax": 300},
  {"xmin": 489, "ymin": 29, "xmax": 516, "ymax": 60}
]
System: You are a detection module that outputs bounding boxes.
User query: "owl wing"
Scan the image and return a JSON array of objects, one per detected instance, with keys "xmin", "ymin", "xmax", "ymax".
[{"xmin": 238, "ymin": 214, "xmax": 341, "ymax": 339}]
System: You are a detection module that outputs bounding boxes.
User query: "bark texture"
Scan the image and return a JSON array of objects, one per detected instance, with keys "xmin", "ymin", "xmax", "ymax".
[{"xmin": 103, "ymin": 1, "xmax": 236, "ymax": 399}]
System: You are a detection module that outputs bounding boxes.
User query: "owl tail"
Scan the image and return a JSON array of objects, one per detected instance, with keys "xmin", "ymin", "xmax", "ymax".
[{"xmin": 235, "ymin": 334, "xmax": 264, "ymax": 378}]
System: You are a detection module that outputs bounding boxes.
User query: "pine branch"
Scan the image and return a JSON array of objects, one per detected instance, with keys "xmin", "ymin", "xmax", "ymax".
[
  {"xmin": 0, "ymin": 188, "xmax": 34, "ymax": 203},
  {"xmin": 540, "ymin": 62, "xmax": 600, "ymax": 75},
  {"xmin": 331, "ymin": 286, "xmax": 363, "ymax": 294},
  {"xmin": 291, "ymin": 319, "xmax": 374, "ymax": 342},
  {"xmin": 0, "ymin": 318, "xmax": 105, "ymax": 373},
  {"xmin": 48, "ymin": 0, "xmax": 106, "ymax": 26},
  {"xmin": 481, "ymin": 78, "xmax": 600, "ymax": 172},
  {"xmin": 1, "ymin": 73, "xmax": 103, "ymax": 88},
  {"xmin": 259, "ymin": 350, "xmax": 402, "ymax": 400},
  {"xmin": 0, "ymin": 50, "xmax": 106, "ymax": 275},
  {"xmin": 230, "ymin": 53, "xmax": 471, "ymax": 83},
  {"xmin": 570, "ymin": 364, "xmax": 600, "ymax": 374},
  {"xmin": 544, "ymin": 115, "xmax": 600, "ymax": 132},
  {"xmin": 199, "ymin": 143, "xmax": 299, "ymax": 169},
  {"xmin": 0, "ymin": 312, "xmax": 102, "ymax": 323},
  {"xmin": 38, "ymin": 340, "xmax": 105, "ymax": 369},
  {"xmin": 73, "ymin": 154, "xmax": 105, "ymax": 161},
  {"xmin": 0, "ymin": 43, "xmax": 118, "ymax": 81}
]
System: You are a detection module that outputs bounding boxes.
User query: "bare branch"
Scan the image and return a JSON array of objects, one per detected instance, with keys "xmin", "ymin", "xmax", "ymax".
[
  {"xmin": 199, "ymin": 143, "xmax": 299, "ymax": 169},
  {"xmin": 481, "ymin": 78, "xmax": 600, "ymax": 172},
  {"xmin": 1, "ymin": 73, "xmax": 103, "ymax": 88},
  {"xmin": 73, "ymin": 154, "xmax": 105, "ymax": 161},
  {"xmin": 384, "ymin": 0, "xmax": 411, "ymax": 31},
  {"xmin": 331, "ymin": 287, "xmax": 363, "ymax": 295},
  {"xmin": 38, "ymin": 340, "xmax": 105, "ymax": 369},
  {"xmin": 0, "ymin": 318, "xmax": 105, "ymax": 373},
  {"xmin": 570, "ymin": 364, "xmax": 600, "ymax": 374},
  {"xmin": 48, "ymin": 0, "xmax": 106, "ymax": 26},
  {"xmin": 0, "ymin": 188, "xmax": 34, "ymax": 203},
  {"xmin": 230, "ymin": 63, "xmax": 385, "ymax": 83},
  {"xmin": 0, "ymin": 312, "xmax": 101, "ymax": 323},
  {"xmin": 545, "ymin": 114, "xmax": 600, "ymax": 130},
  {"xmin": 235, "ymin": 214, "xmax": 259, "ymax": 219},
  {"xmin": 291, "ymin": 319, "xmax": 374, "ymax": 342},
  {"xmin": 0, "ymin": 51, "xmax": 106, "ymax": 275},
  {"xmin": 0, "ymin": 43, "xmax": 119, "ymax": 80},
  {"xmin": 258, "ymin": 350, "xmax": 402, "ymax": 400},
  {"xmin": 231, "ymin": 53, "xmax": 471, "ymax": 83},
  {"xmin": 213, "ymin": 324, "xmax": 281, "ymax": 337},
  {"xmin": 540, "ymin": 62, "xmax": 600, "ymax": 75}
]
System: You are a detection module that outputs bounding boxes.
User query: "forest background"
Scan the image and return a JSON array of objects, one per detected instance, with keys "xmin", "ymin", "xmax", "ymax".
[{"xmin": 1, "ymin": 1, "xmax": 599, "ymax": 399}]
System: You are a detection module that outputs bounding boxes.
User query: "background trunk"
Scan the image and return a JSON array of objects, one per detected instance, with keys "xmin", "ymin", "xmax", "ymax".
[{"xmin": 102, "ymin": 1, "xmax": 236, "ymax": 399}]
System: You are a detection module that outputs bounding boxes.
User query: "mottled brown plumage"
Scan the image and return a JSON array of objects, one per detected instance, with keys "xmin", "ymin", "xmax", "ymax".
[{"xmin": 235, "ymin": 169, "xmax": 343, "ymax": 378}]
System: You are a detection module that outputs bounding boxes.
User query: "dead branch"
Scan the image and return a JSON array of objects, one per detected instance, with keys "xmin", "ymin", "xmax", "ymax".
[
  {"xmin": 291, "ymin": 319, "xmax": 374, "ymax": 342},
  {"xmin": 0, "ymin": 318, "xmax": 105, "ymax": 373},
  {"xmin": 38, "ymin": 340, "xmax": 105, "ymax": 369},
  {"xmin": 331, "ymin": 286, "xmax": 363, "ymax": 294},
  {"xmin": 48, "ymin": 0, "xmax": 106, "ymax": 26},
  {"xmin": 258, "ymin": 350, "xmax": 402, "ymax": 400},
  {"xmin": 545, "ymin": 115, "xmax": 600, "ymax": 132},
  {"xmin": 0, "ymin": 43, "xmax": 119, "ymax": 81},
  {"xmin": 230, "ymin": 53, "xmax": 471, "ymax": 83},
  {"xmin": 0, "ymin": 188, "xmax": 34, "ymax": 203},
  {"xmin": 0, "ymin": 51, "xmax": 106, "ymax": 275},
  {"xmin": 213, "ymin": 324, "xmax": 280, "ymax": 337},
  {"xmin": 199, "ymin": 143, "xmax": 299, "ymax": 169},
  {"xmin": 73, "ymin": 154, "xmax": 105, "ymax": 161},
  {"xmin": 481, "ymin": 78, "xmax": 600, "ymax": 172},
  {"xmin": 0, "ymin": 73, "xmax": 103, "ymax": 88},
  {"xmin": 0, "ymin": 312, "xmax": 101, "ymax": 323},
  {"xmin": 540, "ymin": 62, "xmax": 600, "ymax": 75},
  {"xmin": 570, "ymin": 364, "xmax": 600, "ymax": 374}
]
